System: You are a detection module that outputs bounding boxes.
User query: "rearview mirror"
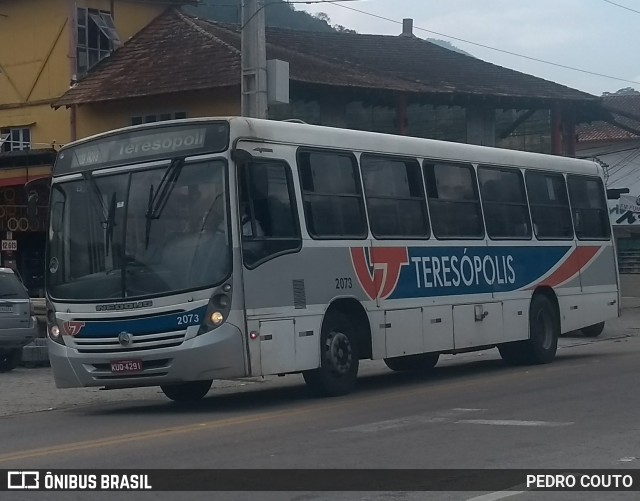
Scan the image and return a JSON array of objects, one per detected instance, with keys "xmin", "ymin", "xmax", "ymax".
[
  {"xmin": 27, "ymin": 190, "xmax": 39, "ymax": 219},
  {"xmin": 51, "ymin": 201, "xmax": 64, "ymax": 232}
]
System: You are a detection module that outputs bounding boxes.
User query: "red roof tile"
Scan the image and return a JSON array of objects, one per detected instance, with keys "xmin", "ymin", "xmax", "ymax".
[
  {"xmin": 56, "ymin": 8, "xmax": 600, "ymax": 108},
  {"xmin": 577, "ymin": 95, "xmax": 640, "ymax": 142}
]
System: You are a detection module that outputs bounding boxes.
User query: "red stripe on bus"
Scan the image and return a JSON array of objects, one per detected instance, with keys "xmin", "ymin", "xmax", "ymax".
[{"xmin": 532, "ymin": 246, "xmax": 601, "ymax": 288}]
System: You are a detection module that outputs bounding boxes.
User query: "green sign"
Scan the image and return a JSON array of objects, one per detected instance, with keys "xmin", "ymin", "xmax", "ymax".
[{"xmin": 54, "ymin": 122, "xmax": 229, "ymax": 175}]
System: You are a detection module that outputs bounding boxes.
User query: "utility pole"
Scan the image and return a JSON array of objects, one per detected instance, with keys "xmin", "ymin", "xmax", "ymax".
[{"xmin": 241, "ymin": 0, "xmax": 268, "ymax": 118}]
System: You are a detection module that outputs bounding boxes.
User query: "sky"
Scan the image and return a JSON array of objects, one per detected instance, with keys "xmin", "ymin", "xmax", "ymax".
[{"xmin": 296, "ymin": 0, "xmax": 640, "ymax": 96}]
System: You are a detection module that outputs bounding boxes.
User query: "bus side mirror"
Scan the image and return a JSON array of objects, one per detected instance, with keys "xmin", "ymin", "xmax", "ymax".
[
  {"xmin": 231, "ymin": 149, "xmax": 253, "ymax": 166},
  {"xmin": 51, "ymin": 202, "xmax": 64, "ymax": 232},
  {"xmin": 607, "ymin": 188, "xmax": 629, "ymax": 200},
  {"xmin": 27, "ymin": 190, "xmax": 39, "ymax": 220}
]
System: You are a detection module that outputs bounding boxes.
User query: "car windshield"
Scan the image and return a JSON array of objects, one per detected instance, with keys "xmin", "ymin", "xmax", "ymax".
[
  {"xmin": 0, "ymin": 272, "xmax": 28, "ymax": 299},
  {"xmin": 46, "ymin": 159, "xmax": 231, "ymax": 301}
]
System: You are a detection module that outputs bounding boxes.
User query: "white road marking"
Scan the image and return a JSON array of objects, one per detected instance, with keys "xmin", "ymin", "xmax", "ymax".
[
  {"xmin": 457, "ymin": 419, "xmax": 573, "ymax": 427},
  {"xmin": 466, "ymin": 489, "xmax": 525, "ymax": 501},
  {"xmin": 619, "ymin": 456, "xmax": 637, "ymax": 462},
  {"xmin": 333, "ymin": 416, "xmax": 447, "ymax": 433},
  {"xmin": 334, "ymin": 408, "xmax": 486, "ymax": 433}
]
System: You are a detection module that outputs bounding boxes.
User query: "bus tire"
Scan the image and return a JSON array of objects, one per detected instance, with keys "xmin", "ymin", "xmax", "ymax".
[
  {"xmin": 303, "ymin": 310, "xmax": 359, "ymax": 397},
  {"xmin": 384, "ymin": 353, "xmax": 439, "ymax": 372},
  {"xmin": 160, "ymin": 380, "xmax": 213, "ymax": 403},
  {"xmin": 581, "ymin": 321, "xmax": 605, "ymax": 338},
  {"xmin": 498, "ymin": 294, "xmax": 558, "ymax": 365},
  {"xmin": 0, "ymin": 348, "xmax": 22, "ymax": 373}
]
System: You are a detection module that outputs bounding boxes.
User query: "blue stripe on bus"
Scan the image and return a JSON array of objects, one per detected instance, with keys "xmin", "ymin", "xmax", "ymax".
[
  {"xmin": 389, "ymin": 246, "xmax": 572, "ymax": 299},
  {"xmin": 74, "ymin": 306, "xmax": 208, "ymax": 338}
]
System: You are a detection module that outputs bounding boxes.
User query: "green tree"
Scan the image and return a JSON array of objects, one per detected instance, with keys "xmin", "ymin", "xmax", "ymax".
[{"xmin": 185, "ymin": 0, "xmax": 335, "ymax": 32}]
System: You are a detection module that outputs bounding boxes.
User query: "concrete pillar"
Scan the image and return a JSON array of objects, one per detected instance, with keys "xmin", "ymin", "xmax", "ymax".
[
  {"xmin": 396, "ymin": 95, "xmax": 407, "ymax": 135},
  {"xmin": 466, "ymin": 106, "xmax": 495, "ymax": 146}
]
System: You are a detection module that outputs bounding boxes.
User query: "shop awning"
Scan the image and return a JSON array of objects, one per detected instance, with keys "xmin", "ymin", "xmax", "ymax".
[{"xmin": 0, "ymin": 165, "xmax": 51, "ymax": 188}]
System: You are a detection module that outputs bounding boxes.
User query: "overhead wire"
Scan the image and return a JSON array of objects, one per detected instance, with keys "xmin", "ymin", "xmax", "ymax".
[
  {"xmin": 238, "ymin": 0, "xmax": 360, "ymax": 29},
  {"xmin": 329, "ymin": 3, "xmax": 640, "ymax": 87},
  {"xmin": 601, "ymin": 0, "xmax": 640, "ymax": 15}
]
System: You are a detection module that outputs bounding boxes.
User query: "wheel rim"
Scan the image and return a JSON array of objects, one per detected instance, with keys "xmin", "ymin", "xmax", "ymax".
[
  {"xmin": 534, "ymin": 308, "xmax": 553, "ymax": 350},
  {"xmin": 326, "ymin": 331, "xmax": 352, "ymax": 375}
]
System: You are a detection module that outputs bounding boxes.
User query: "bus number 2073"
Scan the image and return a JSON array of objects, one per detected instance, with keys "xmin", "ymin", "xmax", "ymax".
[
  {"xmin": 177, "ymin": 314, "xmax": 200, "ymax": 326},
  {"xmin": 335, "ymin": 278, "xmax": 353, "ymax": 289}
]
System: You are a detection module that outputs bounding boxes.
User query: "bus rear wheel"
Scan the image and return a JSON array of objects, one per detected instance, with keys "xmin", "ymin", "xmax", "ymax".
[
  {"xmin": 303, "ymin": 311, "xmax": 359, "ymax": 397},
  {"xmin": 499, "ymin": 294, "xmax": 559, "ymax": 365},
  {"xmin": 384, "ymin": 353, "xmax": 439, "ymax": 372},
  {"xmin": 161, "ymin": 380, "xmax": 213, "ymax": 403},
  {"xmin": 0, "ymin": 348, "xmax": 22, "ymax": 373},
  {"xmin": 581, "ymin": 321, "xmax": 605, "ymax": 338}
]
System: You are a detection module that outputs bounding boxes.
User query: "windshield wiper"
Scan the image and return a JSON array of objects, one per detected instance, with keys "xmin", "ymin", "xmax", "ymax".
[
  {"xmin": 106, "ymin": 192, "xmax": 116, "ymax": 256},
  {"xmin": 145, "ymin": 157, "xmax": 185, "ymax": 248},
  {"xmin": 82, "ymin": 172, "xmax": 116, "ymax": 237}
]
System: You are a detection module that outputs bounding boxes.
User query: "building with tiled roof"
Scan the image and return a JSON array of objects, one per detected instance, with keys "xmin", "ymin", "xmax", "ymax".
[
  {"xmin": 0, "ymin": 0, "xmax": 196, "ymax": 295},
  {"xmin": 56, "ymin": 8, "xmax": 606, "ymax": 157},
  {"xmin": 578, "ymin": 94, "xmax": 640, "ymax": 142},
  {"xmin": 58, "ymin": 9, "xmax": 600, "ymax": 107},
  {"xmin": 577, "ymin": 94, "xmax": 640, "ymax": 276}
]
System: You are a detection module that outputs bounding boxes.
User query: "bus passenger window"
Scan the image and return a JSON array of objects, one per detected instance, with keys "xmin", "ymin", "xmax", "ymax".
[
  {"xmin": 567, "ymin": 175, "xmax": 610, "ymax": 240},
  {"xmin": 423, "ymin": 162, "xmax": 483, "ymax": 239},
  {"xmin": 361, "ymin": 155, "xmax": 429, "ymax": 239},
  {"xmin": 478, "ymin": 166, "xmax": 531, "ymax": 239},
  {"xmin": 525, "ymin": 172, "xmax": 574, "ymax": 240},
  {"xmin": 298, "ymin": 149, "xmax": 367, "ymax": 239},
  {"xmin": 239, "ymin": 160, "xmax": 301, "ymax": 268}
]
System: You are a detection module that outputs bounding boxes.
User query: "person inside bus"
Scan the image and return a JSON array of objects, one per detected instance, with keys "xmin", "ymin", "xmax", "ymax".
[
  {"xmin": 161, "ymin": 183, "xmax": 230, "ymax": 289},
  {"xmin": 240, "ymin": 203, "xmax": 264, "ymax": 237}
]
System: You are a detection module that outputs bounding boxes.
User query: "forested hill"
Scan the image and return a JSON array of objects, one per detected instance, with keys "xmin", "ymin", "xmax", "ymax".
[
  {"xmin": 184, "ymin": 0, "xmax": 335, "ymax": 31},
  {"xmin": 184, "ymin": 0, "xmax": 471, "ymax": 55}
]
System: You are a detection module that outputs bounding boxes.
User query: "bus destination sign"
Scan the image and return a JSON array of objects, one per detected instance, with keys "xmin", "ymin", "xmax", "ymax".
[{"xmin": 54, "ymin": 122, "xmax": 229, "ymax": 175}]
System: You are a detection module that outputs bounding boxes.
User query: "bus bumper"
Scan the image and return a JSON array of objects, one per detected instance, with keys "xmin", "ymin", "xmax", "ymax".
[{"xmin": 47, "ymin": 323, "xmax": 247, "ymax": 389}]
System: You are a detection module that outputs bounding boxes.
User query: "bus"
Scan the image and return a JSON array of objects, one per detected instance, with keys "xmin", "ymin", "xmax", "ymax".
[{"xmin": 43, "ymin": 117, "xmax": 619, "ymax": 402}]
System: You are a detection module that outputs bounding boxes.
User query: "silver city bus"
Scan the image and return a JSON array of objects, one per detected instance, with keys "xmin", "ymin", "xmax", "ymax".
[{"xmin": 44, "ymin": 118, "xmax": 619, "ymax": 402}]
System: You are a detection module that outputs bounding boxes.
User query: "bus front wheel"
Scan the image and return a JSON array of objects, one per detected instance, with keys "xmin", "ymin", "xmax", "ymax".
[
  {"xmin": 499, "ymin": 294, "xmax": 559, "ymax": 365},
  {"xmin": 581, "ymin": 321, "xmax": 605, "ymax": 338},
  {"xmin": 303, "ymin": 311, "xmax": 359, "ymax": 397},
  {"xmin": 161, "ymin": 380, "xmax": 213, "ymax": 403},
  {"xmin": 384, "ymin": 353, "xmax": 439, "ymax": 372}
]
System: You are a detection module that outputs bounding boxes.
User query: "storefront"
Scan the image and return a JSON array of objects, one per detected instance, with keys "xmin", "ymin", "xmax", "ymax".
[
  {"xmin": 0, "ymin": 150, "xmax": 54, "ymax": 297},
  {"xmin": 609, "ymin": 195, "xmax": 640, "ymax": 291}
]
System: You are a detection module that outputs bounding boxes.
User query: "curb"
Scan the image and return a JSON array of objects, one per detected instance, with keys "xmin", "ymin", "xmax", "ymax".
[
  {"xmin": 20, "ymin": 338, "xmax": 50, "ymax": 367},
  {"xmin": 622, "ymin": 297, "xmax": 640, "ymax": 309}
]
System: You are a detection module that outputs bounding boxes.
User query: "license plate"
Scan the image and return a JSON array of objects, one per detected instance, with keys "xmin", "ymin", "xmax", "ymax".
[
  {"xmin": 0, "ymin": 306, "xmax": 13, "ymax": 313},
  {"xmin": 110, "ymin": 360, "xmax": 143, "ymax": 374}
]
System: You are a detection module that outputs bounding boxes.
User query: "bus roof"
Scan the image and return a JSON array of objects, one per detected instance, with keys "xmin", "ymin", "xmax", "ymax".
[
  {"xmin": 227, "ymin": 117, "xmax": 600, "ymax": 176},
  {"xmin": 58, "ymin": 117, "xmax": 600, "ymax": 177}
]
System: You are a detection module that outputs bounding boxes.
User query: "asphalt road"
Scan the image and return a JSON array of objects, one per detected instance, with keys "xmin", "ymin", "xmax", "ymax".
[{"xmin": 1, "ymin": 308, "xmax": 640, "ymax": 501}]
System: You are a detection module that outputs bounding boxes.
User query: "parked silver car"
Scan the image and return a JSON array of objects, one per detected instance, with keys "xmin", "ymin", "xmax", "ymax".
[{"xmin": 0, "ymin": 268, "xmax": 38, "ymax": 372}]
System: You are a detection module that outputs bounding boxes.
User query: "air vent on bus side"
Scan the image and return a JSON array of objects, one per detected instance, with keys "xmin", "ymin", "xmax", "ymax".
[{"xmin": 293, "ymin": 279, "xmax": 306, "ymax": 309}]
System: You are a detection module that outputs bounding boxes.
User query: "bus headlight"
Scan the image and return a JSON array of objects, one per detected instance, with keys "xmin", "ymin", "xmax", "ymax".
[
  {"xmin": 46, "ymin": 300, "xmax": 65, "ymax": 346},
  {"xmin": 197, "ymin": 285, "xmax": 232, "ymax": 335},
  {"xmin": 210, "ymin": 311, "xmax": 224, "ymax": 325}
]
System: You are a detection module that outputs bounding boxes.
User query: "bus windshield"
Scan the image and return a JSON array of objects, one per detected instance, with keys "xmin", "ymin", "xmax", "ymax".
[{"xmin": 47, "ymin": 159, "xmax": 230, "ymax": 301}]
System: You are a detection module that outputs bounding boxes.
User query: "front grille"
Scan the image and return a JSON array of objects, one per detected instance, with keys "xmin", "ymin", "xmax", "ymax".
[
  {"xmin": 93, "ymin": 372, "xmax": 169, "ymax": 380},
  {"xmin": 74, "ymin": 309, "xmax": 184, "ymax": 322},
  {"xmin": 91, "ymin": 359, "xmax": 170, "ymax": 371},
  {"xmin": 72, "ymin": 331, "xmax": 186, "ymax": 354},
  {"xmin": 87, "ymin": 358, "xmax": 172, "ymax": 381}
]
